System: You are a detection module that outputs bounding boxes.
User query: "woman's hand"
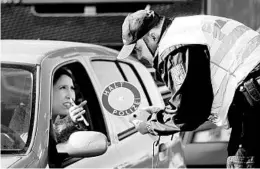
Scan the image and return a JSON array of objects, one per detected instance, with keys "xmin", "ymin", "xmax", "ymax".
[{"xmin": 69, "ymin": 99, "xmax": 89, "ymax": 126}]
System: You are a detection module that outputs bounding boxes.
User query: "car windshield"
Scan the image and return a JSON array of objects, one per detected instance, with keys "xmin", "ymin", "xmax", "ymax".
[{"xmin": 1, "ymin": 64, "xmax": 34, "ymax": 153}]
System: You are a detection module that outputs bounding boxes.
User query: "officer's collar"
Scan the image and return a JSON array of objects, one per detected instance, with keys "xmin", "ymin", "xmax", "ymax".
[{"xmin": 153, "ymin": 17, "xmax": 173, "ymax": 67}]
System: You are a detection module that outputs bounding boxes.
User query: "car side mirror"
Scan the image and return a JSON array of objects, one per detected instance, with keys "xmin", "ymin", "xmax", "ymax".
[{"xmin": 57, "ymin": 131, "xmax": 108, "ymax": 157}]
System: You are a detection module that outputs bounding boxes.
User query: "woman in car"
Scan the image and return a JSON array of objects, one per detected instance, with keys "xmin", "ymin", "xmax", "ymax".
[{"xmin": 52, "ymin": 67, "xmax": 89, "ymax": 143}]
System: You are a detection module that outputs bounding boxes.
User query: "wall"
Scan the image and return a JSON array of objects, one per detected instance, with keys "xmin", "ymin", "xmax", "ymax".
[{"xmin": 207, "ymin": 0, "xmax": 260, "ymax": 30}]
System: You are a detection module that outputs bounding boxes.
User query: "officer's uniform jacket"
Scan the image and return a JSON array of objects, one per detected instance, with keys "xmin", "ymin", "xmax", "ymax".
[{"xmin": 152, "ymin": 15, "xmax": 260, "ymax": 132}]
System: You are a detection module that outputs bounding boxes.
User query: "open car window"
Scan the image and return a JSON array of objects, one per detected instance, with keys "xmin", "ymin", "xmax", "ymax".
[{"xmin": 51, "ymin": 62, "xmax": 109, "ymax": 138}]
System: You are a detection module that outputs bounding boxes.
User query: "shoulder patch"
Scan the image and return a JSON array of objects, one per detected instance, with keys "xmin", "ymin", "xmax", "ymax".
[{"xmin": 171, "ymin": 64, "xmax": 186, "ymax": 89}]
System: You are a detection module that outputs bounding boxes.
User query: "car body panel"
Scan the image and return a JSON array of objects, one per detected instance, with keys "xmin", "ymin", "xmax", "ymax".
[
  {"xmin": 116, "ymin": 133, "xmax": 185, "ymax": 168},
  {"xmin": 1, "ymin": 40, "xmax": 117, "ymax": 64},
  {"xmin": 2, "ymin": 151, "xmax": 40, "ymax": 168},
  {"xmin": 184, "ymin": 143, "xmax": 228, "ymax": 167},
  {"xmin": 1, "ymin": 156, "xmax": 22, "ymax": 168}
]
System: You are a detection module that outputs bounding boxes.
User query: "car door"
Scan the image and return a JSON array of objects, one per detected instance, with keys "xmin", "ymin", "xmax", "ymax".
[
  {"xmin": 90, "ymin": 58, "xmax": 185, "ymax": 168},
  {"xmin": 39, "ymin": 49, "xmax": 124, "ymax": 168},
  {"xmin": 53, "ymin": 61, "xmax": 125, "ymax": 168}
]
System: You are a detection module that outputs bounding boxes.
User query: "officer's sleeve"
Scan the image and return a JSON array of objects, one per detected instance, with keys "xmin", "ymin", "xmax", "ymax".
[{"xmin": 161, "ymin": 44, "xmax": 214, "ymax": 131}]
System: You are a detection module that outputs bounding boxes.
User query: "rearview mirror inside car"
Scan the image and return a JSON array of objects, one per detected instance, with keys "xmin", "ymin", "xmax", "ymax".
[{"xmin": 57, "ymin": 131, "xmax": 108, "ymax": 157}]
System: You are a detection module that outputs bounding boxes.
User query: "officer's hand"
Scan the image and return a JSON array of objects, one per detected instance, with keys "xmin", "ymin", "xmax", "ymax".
[
  {"xmin": 131, "ymin": 119, "xmax": 149, "ymax": 134},
  {"xmin": 140, "ymin": 106, "xmax": 163, "ymax": 114},
  {"xmin": 129, "ymin": 106, "xmax": 163, "ymax": 122},
  {"xmin": 131, "ymin": 119, "xmax": 158, "ymax": 135}
]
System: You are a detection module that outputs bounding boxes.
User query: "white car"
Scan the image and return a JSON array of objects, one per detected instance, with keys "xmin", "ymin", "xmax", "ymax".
[{"xmin": 1, "ymin": 40, "xmax": 186, "ymax": 168}]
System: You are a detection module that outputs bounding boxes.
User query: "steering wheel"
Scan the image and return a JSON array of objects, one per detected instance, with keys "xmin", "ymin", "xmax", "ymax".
[{"xmin": 1, "ymin": 124, "xmax": 25, "ymax": 149}]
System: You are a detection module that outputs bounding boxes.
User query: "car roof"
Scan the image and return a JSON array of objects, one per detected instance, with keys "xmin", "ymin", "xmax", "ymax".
[{"xmin": 1, "ymin": 40, "xmax": 119, "ymax": 64}]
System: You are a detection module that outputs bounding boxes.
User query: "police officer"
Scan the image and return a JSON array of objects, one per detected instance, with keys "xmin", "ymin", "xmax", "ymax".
[{"xmin": 117, "ymin": 10, "xmax": 260, "ymax": 168}]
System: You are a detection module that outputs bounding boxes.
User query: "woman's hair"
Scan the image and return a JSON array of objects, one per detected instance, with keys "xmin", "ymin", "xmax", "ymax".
[{"xmin": 53, "ymin": 67, "xmax": 76, "ymax": 86}]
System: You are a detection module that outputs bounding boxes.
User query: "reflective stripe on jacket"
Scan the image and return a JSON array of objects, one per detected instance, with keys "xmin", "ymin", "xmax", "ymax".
[{"xmin": 157, "ymin": 15, "xmax": 260, "ymax": 127}]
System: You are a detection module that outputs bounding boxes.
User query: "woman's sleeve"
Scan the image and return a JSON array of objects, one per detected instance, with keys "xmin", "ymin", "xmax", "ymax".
[{"xmin": 53, "ymin": 115, "xmax": 82, "ymax": 143}]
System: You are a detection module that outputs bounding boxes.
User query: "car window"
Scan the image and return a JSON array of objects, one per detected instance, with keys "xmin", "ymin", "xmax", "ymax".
[
  {"xmin": 92, "ymin": 60, "xmax": 125, "ymax": 83},
  {"xmin": 118, "ymin": 62, "xmax": 150, "ymax": 106},
  {"xmin": 91, "ymin": 60, "xmax": 150, "ymax": 139},
  {"xmin": 1, "ymin": 65, "xmax": 34, "ymax": 152},
  {"xmin": 51, "ymin": 62, "xmax": 109, "ymax": 139},
  {"xmin": 51, "ymin": 61, "xmax": 112, "ymax": 167},
  {"xmin": 192, "ymin": 127, "xmax": 231, "ymax": 143}
]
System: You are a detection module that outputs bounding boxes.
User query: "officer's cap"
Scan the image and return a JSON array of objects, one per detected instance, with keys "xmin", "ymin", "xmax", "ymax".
[{"xmin": 117, "ymin": 10, "xmax": 160, "ymax": 59}]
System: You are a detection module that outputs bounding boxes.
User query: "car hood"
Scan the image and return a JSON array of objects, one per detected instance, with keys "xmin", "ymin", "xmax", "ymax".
[{"xmin": 1, "ymin": 156, "xmax": 22, "ymax": 168}]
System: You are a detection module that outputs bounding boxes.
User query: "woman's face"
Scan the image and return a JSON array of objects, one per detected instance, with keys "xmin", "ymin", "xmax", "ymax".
[{"xmin": 52, "ymin": 75, "xmax": 75, "ymax": 117}]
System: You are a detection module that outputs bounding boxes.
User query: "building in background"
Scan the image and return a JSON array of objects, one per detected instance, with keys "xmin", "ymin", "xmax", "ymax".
[
  {"xmin": 1, "ymin": 0, "xmax": 259, "ymax": 50},
  {"xmin": 1, "ymin": 0, "xmax": 206, "ymax": 50}
]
